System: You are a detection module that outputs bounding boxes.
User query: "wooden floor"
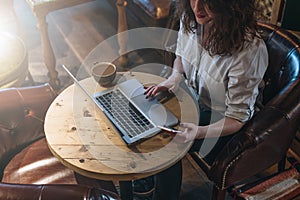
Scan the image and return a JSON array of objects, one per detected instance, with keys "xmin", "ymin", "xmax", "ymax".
[{"xmin": 1, "ymin": 0, "xmax": 300, "ymax": 199}]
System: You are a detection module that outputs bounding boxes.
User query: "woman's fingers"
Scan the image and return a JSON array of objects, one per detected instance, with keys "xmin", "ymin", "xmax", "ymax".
[
  {"xmin": 144, "ymin": 85, "xmax": 155, "ymax": 92},
  {"xmin": 180, "ymin": 123, "xmax": 195, "ymax": 130},
  {"xmin": 144, "ymin": 85, "xmax": 168, "ymax": 98},
  {"xmin": 144, "ymin": 85, "xmax": 157, "ymax": 98}
]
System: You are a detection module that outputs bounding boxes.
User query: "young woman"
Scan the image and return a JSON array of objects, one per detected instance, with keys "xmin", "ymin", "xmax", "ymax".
[{"xmin": 144, "ymin": 0, "xmax": 268, "ymax": 199}]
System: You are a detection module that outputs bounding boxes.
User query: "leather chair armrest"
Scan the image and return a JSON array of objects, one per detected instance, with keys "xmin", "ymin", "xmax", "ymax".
[
  {"xmin": 0, "ymin": 84, "xmax": 57, "ymax": 178},
  {"xmin": 0, "ymin": 84, "xmax": 57, "ymax": 140},
  {"xmin": 208, "ymin": 80, "xmax": 300, "ymax": 189},
  {"xmin": 0, "ymin": 182, "xmax": 120, "ymax": 200}
]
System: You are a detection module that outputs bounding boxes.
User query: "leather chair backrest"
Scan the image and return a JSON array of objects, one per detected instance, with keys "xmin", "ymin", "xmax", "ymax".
[{"xmin": 258, "ymin": 22, "xmax": 300, "ymax": 104}]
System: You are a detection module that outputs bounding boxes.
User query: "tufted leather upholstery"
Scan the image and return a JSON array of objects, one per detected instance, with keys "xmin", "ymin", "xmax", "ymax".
[
  {"xmin": 0, "ymin": 84, "xmax": 120, "ymax": 200},
  {"xmin": 189, "ymin": 22, "xmax": 300, "ymax": 199},
  {"xmin": 0, "ymin": 84, "xmax": 56, "ymax": 178}
]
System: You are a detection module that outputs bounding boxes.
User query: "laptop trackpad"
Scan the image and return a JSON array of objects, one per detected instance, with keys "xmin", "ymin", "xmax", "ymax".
[{"xmin": 131, "ymin": 94, "xmax": 178, "ymax": 127}]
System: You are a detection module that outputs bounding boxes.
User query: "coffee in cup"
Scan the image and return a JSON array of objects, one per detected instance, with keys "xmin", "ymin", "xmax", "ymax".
[{"xmin": 91, "ymin": 62, "xmax": 116, "ymax": 86}]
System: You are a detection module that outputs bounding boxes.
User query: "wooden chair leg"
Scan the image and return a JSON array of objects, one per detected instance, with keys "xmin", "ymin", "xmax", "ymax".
[
  {"xmin": 212, "ymin": 184, "xmax": 226, "ymax": 200},
  {"xmin": 35, "ymin": 12, "xmax": 60, "ymax": 89},
  {"xmin": 116, "ymin": 0, "xmax": 129, "ymax": 67}
]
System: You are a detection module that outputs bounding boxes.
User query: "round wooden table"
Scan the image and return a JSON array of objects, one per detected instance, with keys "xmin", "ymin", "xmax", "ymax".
[{"xmin": 45, "ymin": 71, "xmax": 199, "ymax": 198}]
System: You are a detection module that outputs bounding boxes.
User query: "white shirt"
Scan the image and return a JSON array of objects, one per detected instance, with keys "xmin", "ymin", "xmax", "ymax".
[{"xmin": 175, "ymin": 21, "xmax": 269, "ymax": 122}]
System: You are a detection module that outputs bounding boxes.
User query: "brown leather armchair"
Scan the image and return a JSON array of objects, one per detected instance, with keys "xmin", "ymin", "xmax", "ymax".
[
  {"xmin": 188, "ymin": 22, "xmax": 300, "ymax": 200},
  {"xmin": 0, "ymin": 84, "xmax": 120, "ymax": 200}
]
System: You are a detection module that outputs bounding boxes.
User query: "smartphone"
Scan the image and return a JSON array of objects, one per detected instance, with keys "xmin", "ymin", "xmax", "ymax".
[{"xmin": 157, "ymin": 125, "xmax": 182, "ymax": 134}]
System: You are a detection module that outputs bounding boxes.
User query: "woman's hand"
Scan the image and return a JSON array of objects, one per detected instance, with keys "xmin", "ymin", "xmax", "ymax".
[
  {"xmin": 145, "ymin": 57, "xmax": 184, "ymax": 98},
  {"xmin": 144, "ymin": 85, "xmax": 169, "ymax": 98},
  {"xmin": 144, "ymin": 69, "xmax": 183, "ymax": 98},
  {"xmin": 174, "ymin": 123, "xmax": 203, "ymax": 143}
]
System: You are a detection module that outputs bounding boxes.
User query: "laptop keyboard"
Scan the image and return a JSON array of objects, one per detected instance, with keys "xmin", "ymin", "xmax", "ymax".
[{"xmin": 95, "ymin": 89, "xmax": 154, "ymax": 138}]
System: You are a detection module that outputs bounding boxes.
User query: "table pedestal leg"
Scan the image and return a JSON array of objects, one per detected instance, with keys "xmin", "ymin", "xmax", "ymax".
[{"xmin": 119, "ymin": 181, "xmax": 133, "ymax": 200}]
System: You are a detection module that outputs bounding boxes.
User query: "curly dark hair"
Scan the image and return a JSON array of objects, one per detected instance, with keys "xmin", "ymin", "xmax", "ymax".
[{"xmin": 175, "ymin": 0, "xmax": 259, "ymax": 56}]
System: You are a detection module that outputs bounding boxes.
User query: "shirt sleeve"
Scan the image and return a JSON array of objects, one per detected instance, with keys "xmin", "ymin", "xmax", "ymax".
[
  {"xmin": 175, "ymin": 20, "xmax": 184, "ymax": 57},
  {"xmin": 225, "ymin": 38, "xmax": 268, "ymax": 122}
]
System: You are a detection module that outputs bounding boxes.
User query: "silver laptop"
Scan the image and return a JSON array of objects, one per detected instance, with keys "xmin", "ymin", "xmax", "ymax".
[{"xmin": 62, "ymin": 65, "xmax": 178, "ymax": 145}]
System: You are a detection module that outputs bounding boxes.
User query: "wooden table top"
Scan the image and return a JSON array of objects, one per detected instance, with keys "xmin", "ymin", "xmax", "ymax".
[{"xmin": 44, "ymin": 72, "xmax": 199, "ymax": 181}]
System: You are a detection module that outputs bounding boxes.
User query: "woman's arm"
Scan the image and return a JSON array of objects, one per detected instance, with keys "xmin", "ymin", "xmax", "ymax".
[
  {"xmin": 173, "ymin": 56, "xmax": 184, "ymax": 73},
  {"xmin": 197, "ymin": 117, "xmax": 244, "ymax": 138},
  {"xmin": 178, "ymin": 117, "xmax": 244, "ymax": 143}
]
